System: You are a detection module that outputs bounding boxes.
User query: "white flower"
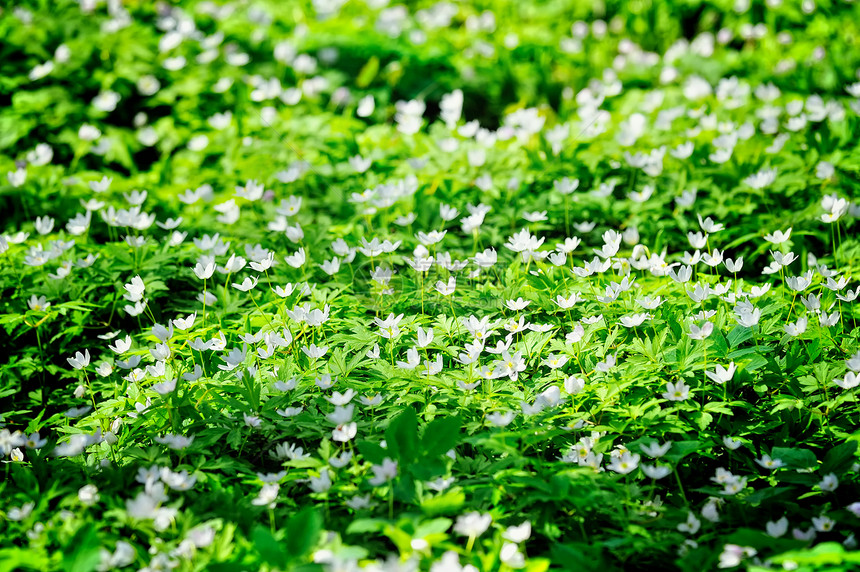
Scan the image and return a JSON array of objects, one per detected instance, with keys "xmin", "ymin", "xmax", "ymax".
[
  {"xmin": 435, "ymin": 277, "xmax": 456, "ymax": 296},
  {"xmin": 78, "ymin": 484, "xmax": 100, "ymax": 506},
  {"xmin": 812, "ymin": 515, "xmax": 835, "ymax": 532},
  {"xmin": 818, "ymin": 473, "xmax": 838, "ymax": 492},
  {"xmin": 608, "ymin": 451, "xmax": 640, "ymax": 474},
  {"xmin": 662, "ymin": 380, "xmax": 690, "ymax": 401},
  {"xmin": 454, "ymin": 512, "xmax": 492, "ymax": 537},
  {"xmin": 688, "ymin": 321, "xmax": 714, "ymax": 340},
  {"xmin": 308, "ymin": 468, "xmax": 332, "ymax": 493},
  {"xmin": 252, "ymin": 484, "xmax": 279, "ymax": 507},
  {"xmin": 766, "ymin": 517, "xmax": 789, "ymax": 538},
  {"xmin": 123, "ymin": 275, "xmax": 146, "ymax": 302},
  {"xmin": 332, "ymin": 422, "xmax": 357, "ymax": 442},
  {"xmin": 232, "ymin": 276, "xmax": 259, "ymax": 292},
  {"xmin": 285, "ymin": 248, "xmax": 306, "ymax": 268},
  {"xmin": 154, "ymin": 434, "xmax": 194, "ymax": 450},
  {"xmin": 193, "ymin": 260, "xmax": 215, "ymax": 280},
  {"xmin": 416, "ymin": 326, "xmax": 434, "ymax": 348},
  {"xmin": 723, "ymin": 436, "xmax": 743, "ymax": 450},
  {"xmin": 640, "ymin": 441, "xmax": 671, "ymax": 458},
  {"xmin": 79, "ymin": 124, "xmax": 101, "ymax": 141},
  {"xmin": 764, "ymin": 228, "xmax": 792, "ymax": 244},
  {"xmin": 500, "ymin": 543, "xmax": 525, "ymax": 569},
  {"xmin": 784, "ymin": 317, "xmax": 808, "ymax": 337},
  {"xmin": 325, "ymin": 390, "xmax": 356, "ymax": 406},
  {"xmin": 718, "ymin": 544, "xmax": 756, "ymax": 569},
  {"xmin": 486, "ymin": 411, "xmax": 515, "ymax": 427},
  {"xmin": 834, "ymin": 372, "xmax": 859, "ymax": 390},
  {"xmin": 564, "ymin": 376, "xmax": 585, "ymax": 395},
  {"xmin": 641, "ymin": 464, "xmax": 672, "ymax": 479},
  {"xmin": 7, "ymin": 502, "xmax": 35, "ymax": 521},
  {"xmin": 755, "ymin": 454, "xmax": 784, "ymax": 470},
  {"xmin": 705, "ymin": 362, "xmax": 737, "ymax": 384},
  {"xmin": 67, "ymin": 349, "xmax": 91, "ymax": 370},
  {"xmin": 502, "ymin": 521, "xmax": 531, "ymax": 543},
  {"xmin": 368, "ymin": 458, "xmax": 398, "ymax": 486},
  {"xmin": 677, "ymin": 512, "xmax": 701, "ymax": 534},
  {"xmin": 301, "ymin": 344, "xmax": 328, "ymax": 359}
]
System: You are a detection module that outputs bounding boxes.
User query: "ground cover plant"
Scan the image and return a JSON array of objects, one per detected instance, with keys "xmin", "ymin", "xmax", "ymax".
[{"xmin": 1, "ymin": 0, "xmax": 860, "ymax": 570}]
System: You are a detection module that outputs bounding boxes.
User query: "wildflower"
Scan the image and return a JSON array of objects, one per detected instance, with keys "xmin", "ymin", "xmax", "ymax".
[
  {"xmin": 677, "ymin": 512, "xmax": 701, "ymax": 534},
  {"xmin": 308, "ymin": 468, "xmax": 332, "ymax": 493},
  {"xmin": 78, "ymin": 484, "xmax": 100, "ymax": 506},
  {"xmin": 500, "ymin": 543, "xmax": 525, "ymax": 569},
  {"xmin": 764, "ymin": 228, "xmax": 792, "ymax": 244},
  {"xmin": 718, "ymin": 545, "xmax": 756, "ymax": 569},
  {"xmin": 766, "ymin": 517, "xmax": 789, "ymax": 538},
  {"xmin": 436, "ymin": 277, "xmax": 456, "ymax": 296},
  {"xmin": 374, "ymin": 313, "xmax": 404, "ymax": 339},
  {"xmin": 487, "ymin": 411, "xmax": 515, "ymax": 427},
  {"xmin": 232, "ymin": 276, "xmax": 258, "ymax": 292},
  {"xmin": 620, "ymin": 313, "xmax": 651, "ymax": 328},
  {"xmin": 67, "ymin": 349, "xmax": 91, "ymax": 370},
  {"xmin": 641, "ymin": 441, "xmax": 672, "ymax": 458},
  {"xmin": 706, "ymin": 362, "xmax": 737, "ymax": 384},
  {"xmin": 123, "ymin": 275, "xmax": 146, "ymax": 302},
  {"xmin": 834, "ymin": 372, "xmax": 859, "ymax": 390},
  {"xmin": 641, "ymin": 464, "xmax": 672, "ymax": 479},
  {"xmin": 252, "ymin": 484, "xmax": 279, "ymax": 508},
  {"xmin": 154, "ymin": 434, "xmax": 194, "ymax": 450},
  {"xmin": 193, "ymin": 260, "xmax": 215, "ymax": 280},
  {"xmin": 7, "ymin": 502, "xmax": 35, "ymax": 521},
  {"xmin": 725, "ymin": 258, "xmax": 744, "ymax": 273},
  {"xmin": 0, "ymin": 430, "xmax": 26, "ymax": 455},
  {"xmin": 595, "ymin": 353, "xmax": 616, "ymax": 373},
  {"xmin": 301, "ymin": 344, "xmax": 328, "ymax": 359},
  {"xmin": 543, "ymin": 354, "xmax": 569, "ymax": 370},
  {"xmin": 784, "ymin": 317, "xmax": 808, "ymax": 337},
  {"xmin": 819, "ymin": 311, "xmax": 840, "ymax": 327},
  {"xmin": 662, "ymin": 381, "xmax": 690, "ymax": 401},
  {"xmin": 284, "ymin": 248, "xmax": 306, "ymax": 268},
  {"xmin": 368, "ymin": 458, "xmax": 398, "ymax": 486},
  {"xmin": 332, "ymin": 422, "xmax": 357, "ymax": 442},
  {"xmin": 755, "ymin": 455, "xmax": 784, "ymax": 470},
  {"xmin": 818, "ymin": 473, "xmax": 838, "ymax": 492},
  {"xmin": 608, "ymin": 451, "xmax": 640, "ymax": 474},
  {"xmin": 454, "ymin": 512, "xmax": 492, "ymax": 538},
  {"xmin": 722, "ymin": 476, "xmax": 748, "ymax": 495},
  {"xmin": 812, "ymin": 515, "xmax": 835, "ymax": 532},
  {"xmin": 688, "ymin": 321, "xmax": 714, "ymax": 340}
]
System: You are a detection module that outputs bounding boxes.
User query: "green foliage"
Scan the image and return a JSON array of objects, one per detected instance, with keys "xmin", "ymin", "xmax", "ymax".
[{"xmin": 1, "ymin": 0, "xmax": 860, "ymax": 571}]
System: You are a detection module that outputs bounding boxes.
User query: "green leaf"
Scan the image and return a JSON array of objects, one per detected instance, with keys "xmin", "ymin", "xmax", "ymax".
[
  {"xmin": 356, "ymin": 56, "xmax": 380, "ymax": 88},
  {"xmin": 414, "ymin": 517, "xmax": 453, "ymax": 537},
  {"xmin": 346, "ymin": 518, "xmax": 388, "ymax": 534},
  {"xmin": 285, "ymin": 508, "xmax": 322, "ymax": 558},
  {"xmin": 821, "ymin": 441, "xmax": 858, "ymax": 474},
  {"xmin": 710, "ymin": 330, "xmax": 729, "ymax": 358},
  {"xmin": 386, "ymin": 407, "xmax": 419, "ymax": 464},
  {"xmin": 771, "ymin": 447, "xmax": 818, "ymax": 470},
  {"xmin": 421, "ymin": 489, "xmax": 466, "ymax": 516},
  {"xmin": 356, "ymin": 440, "xmax": 389, "ymax": 464},
  {"xmin": 727, "ymin": 326, "xmax": 753, "ymax": 348},
  {"xmin": 664, "ymin": 441, "xmax": 701, "ymax": 463},
  {"xmin": 252, "ymin": 526, "xmax": 287, "ymax": 568},
  {"xmin": 0, "ymin": 547, "xmax": 50, "ymax": 572},
  {"xmin": 743, "ymin": 353, "xmax": 769, "ymax": 373},
  {"xmin": 61, "ymin": 524, "xmax": 101, "ymax": 572},
  {"xmin": 695, "ymin": 411, "xmax": 713, "ymax": 430},
  {"xmin": 421, "ymin": 415, "xmax": 461, "ymax": 458},
  {"xmin": 771, "ymin": 542, "xmax": 860, "ymax": 566}
]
